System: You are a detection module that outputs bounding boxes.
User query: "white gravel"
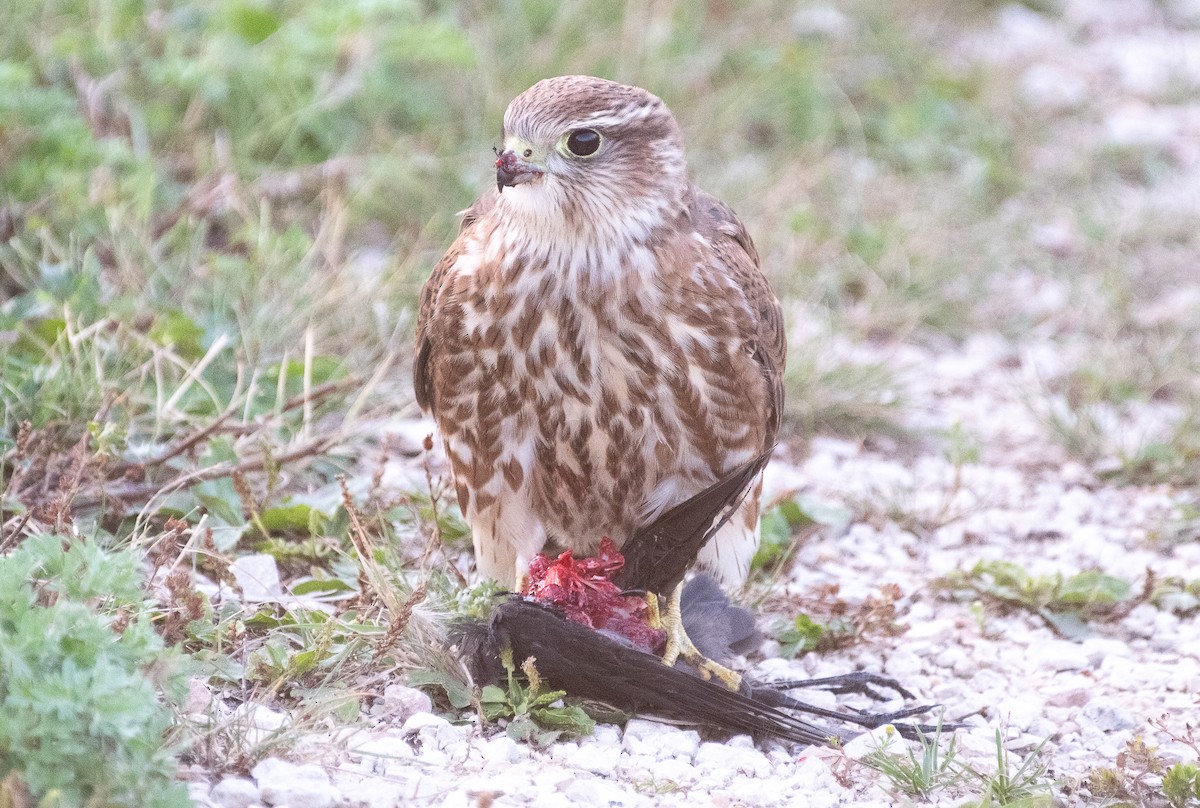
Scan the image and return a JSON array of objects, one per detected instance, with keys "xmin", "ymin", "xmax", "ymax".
[{"xmin": 187, "ymin": 2, "xmax": 1200, "ymax": 805}]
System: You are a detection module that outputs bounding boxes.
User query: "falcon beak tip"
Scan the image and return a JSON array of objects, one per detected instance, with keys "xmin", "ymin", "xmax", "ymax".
[{"xmin": 495, "ymin": 149, "xmax": 543, "ymax": 191}]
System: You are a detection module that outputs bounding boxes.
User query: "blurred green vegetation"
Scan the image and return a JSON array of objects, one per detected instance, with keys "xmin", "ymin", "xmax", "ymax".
[{"xmin": 0, "ymin": 0, "xmax": 1045, "ymax": 461}]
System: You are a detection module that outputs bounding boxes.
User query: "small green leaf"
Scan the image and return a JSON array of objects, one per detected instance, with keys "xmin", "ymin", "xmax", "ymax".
[
  {"xmin": 192, "ymin": 476, "xmax": 247, "ymax": 550},
  {"xmin": 334, "ymin": 695, "xmax": 360, "ymax": 724},
  {"xmin": 753, "ymin": 507, "xmax": 794, "ymax": 571},
  {"xmin": 12, "ymin": 317, "xmax": 66, "ymax": 357},
  {"xmin": 259, "ymin": 504, "xmax": 328, "ymax": 535},
  {"xmin": 147, "ymin": 309, "xmax": 205, "ymax": 360},
  {"xmin": 754, "ymin": 496, "xmax": 850, "ymax": 572},
  {"xmin": 776, "ymin": 498, "xmax": 815, "ymax": 528},
  {"xmin": 193, "ymin": 483, "xmax": 243, "ymax": 526},
  {"xmin": 407, "ymin": 669, "xmax": 474, "ymax": 710},
  {"xmin": 778, "ymin": 613, "xmax": 827, "ymax": 657},
  {"xmin": 228, "ymin": 3, "xmax": 282, "ymax": 43},
  {"xmin": 480, "ymin": 684, "xmax": 508, "ymax": 705},
  {"xmin": 243, "ymin": 609, "xmax": 288, "ymax": 630},
  {"xmin": 291, "ymin": 648, "xmax": 324, "ymax": 675},
  {"xmin": 189, "ymin": 649, "xmax": 245, "ymax": 683},
  {"xmin": 291, "ymin": 578, "xmax": 353, "ymax": 595},
  {"xmin": 265, "ymin": 356, "xmax": 346, "ymax": 391},
  {"xmin": 531, "ymin": 702, "xmax": 595, "ymax": 737},
  {"xmin": 201, "ymin": 436, "xmax": 240, "ymax": 465},
  {"xmin": 1056, "ymin": 571, "xmax": 1131, "ymax": 605}
]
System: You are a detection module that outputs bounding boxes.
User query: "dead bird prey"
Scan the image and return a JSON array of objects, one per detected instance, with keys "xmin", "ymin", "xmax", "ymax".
[{"xmin": 453, "ymin": 456, "xmax": 940, "ymax": 745}]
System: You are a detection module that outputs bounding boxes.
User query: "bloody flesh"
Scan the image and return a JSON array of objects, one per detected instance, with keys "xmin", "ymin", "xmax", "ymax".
[{"xmin": 522, "ymin": 538, "xmax": 666, "ymax": 654}]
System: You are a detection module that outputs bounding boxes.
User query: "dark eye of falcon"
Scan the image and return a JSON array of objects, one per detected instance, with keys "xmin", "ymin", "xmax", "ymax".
[{"xmin": 566, "ymin": 129, "xmax": 602, "ymax": 157}]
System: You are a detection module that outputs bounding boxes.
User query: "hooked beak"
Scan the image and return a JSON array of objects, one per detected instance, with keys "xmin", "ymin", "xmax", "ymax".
[{"xmin": 495, "ymin": 147, "xmax": 544, "ymax": 192}]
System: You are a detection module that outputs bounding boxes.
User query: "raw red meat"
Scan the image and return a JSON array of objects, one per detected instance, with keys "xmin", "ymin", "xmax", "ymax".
[{"xmin": 523, "ymin": 538, "xmax": 666, "ymax": 654}]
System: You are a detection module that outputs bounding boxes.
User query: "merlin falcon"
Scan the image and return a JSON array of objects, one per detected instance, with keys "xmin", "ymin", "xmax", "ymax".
[{"xmin": 414, "ymin": 75, "xmax": 785, "ymax": 590}]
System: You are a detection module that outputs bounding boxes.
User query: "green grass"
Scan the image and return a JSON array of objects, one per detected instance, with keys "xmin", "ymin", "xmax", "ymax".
[
  {"xmin": 863, "ymin": 720, "xmax": 967, "ymax": 799},
  {"xmin": 863, "ymin": 724, "xmax": 1055, "ymax": 805},
  {"xmin": 962, "ymin": 732, "xmax": 1055, "ymax": 807}
]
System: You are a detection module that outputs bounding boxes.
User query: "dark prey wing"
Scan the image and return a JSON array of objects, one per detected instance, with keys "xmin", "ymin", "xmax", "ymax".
[
  {"xmin": 464, "ymin": 599, "xmax": 841, "ymax": 747},
  {"xmin": 679, "ymin": 573, "xmax": 761, "ymax": 662},
  {"xmin": 614, "ymin": 448, "xmax": 774, "ymax": 594}
]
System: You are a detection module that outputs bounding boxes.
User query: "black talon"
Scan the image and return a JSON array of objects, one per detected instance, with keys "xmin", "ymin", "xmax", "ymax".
[
  {"xmin": 841, "ymin": 703, "xmax": 941, "ymax": 724},
  {"xmin": 764, "ymin": 671, "xmax": 917, "ymax": 701},
  {"xmin": 889, "ymin": 720, "xmax": 970, "ymax": 741},
  {"xmin": 750, "ymin": 687, "xmax": 937, "ymax": 730}
]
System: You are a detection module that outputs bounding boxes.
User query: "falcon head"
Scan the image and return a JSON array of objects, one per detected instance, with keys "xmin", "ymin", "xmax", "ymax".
[{"xmin": 494, "ymin": 76, "xmax": 690, "ymax": 241}]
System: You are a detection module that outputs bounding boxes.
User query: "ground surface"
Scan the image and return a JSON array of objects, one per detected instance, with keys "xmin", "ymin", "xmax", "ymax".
[{"xmin": 184, "ymin": 2, "xmax": 1200, "ymax": 805}]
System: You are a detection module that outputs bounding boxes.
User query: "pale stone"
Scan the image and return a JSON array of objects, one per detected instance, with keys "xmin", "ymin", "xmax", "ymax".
[
  {"xmin": 210, "ymin": 777, "xmax": 259, "ymax": 808},
  {"xmin": 229, "ymin": 554, "xmax": 282, "ymax": 602},
  {"xmin": 251, "ymin": 758, "xmax": 338, "ymax": 808}
]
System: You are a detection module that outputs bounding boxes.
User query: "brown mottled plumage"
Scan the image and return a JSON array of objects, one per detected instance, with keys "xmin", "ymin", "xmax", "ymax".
[{"xmin": 414, "ymin": 76, "xmax": 785, "ymax": 588}]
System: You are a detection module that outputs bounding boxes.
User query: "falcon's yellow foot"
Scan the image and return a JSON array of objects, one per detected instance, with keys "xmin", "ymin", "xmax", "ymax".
[{"xmin": 651, "ymin": 582, "xmax": 743, "ymax": 692}]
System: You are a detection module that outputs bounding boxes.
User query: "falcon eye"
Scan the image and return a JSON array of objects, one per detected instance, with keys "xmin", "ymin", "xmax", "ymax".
[{"xmin": 565, "ymin": 128, "xmax": 602, "ymax": 157}]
